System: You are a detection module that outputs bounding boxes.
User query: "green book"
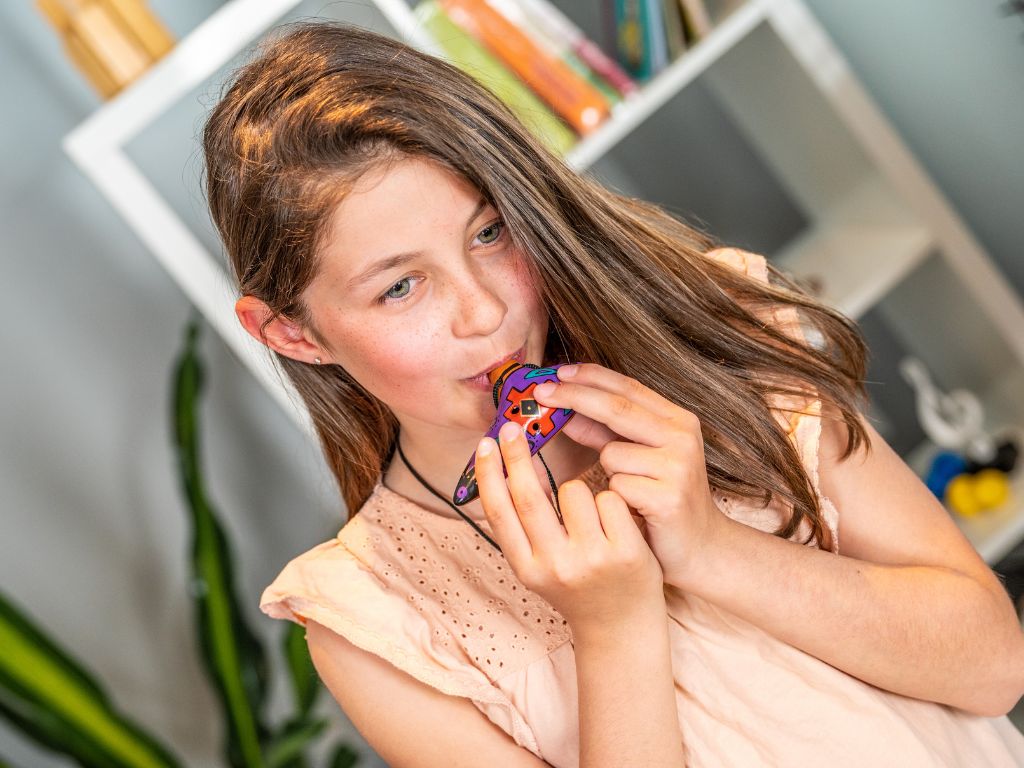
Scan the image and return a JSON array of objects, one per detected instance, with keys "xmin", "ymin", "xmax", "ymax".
[{"xmin": 414, "ymin": 0, "xmax": 578, "ymax": 157}]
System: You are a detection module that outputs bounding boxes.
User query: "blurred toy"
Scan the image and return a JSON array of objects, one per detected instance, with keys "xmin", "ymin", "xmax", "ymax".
[
  {"xmin": 965, "ymin": 439, "xmax": 1020, "ymax": 475},
  {"xmin": 924, "ymin": 450, "xmax": 968, "ymax": 499},
  {"xmin": 901, "ymin": 357, "xmax": 997, "ymax": 463},
  {"xmin": 902, "ymin": 356, "xmax": 1019, "ymax": 516},
  {"xmin": 945, "ymin": 468, "xmax": 1011, "ymax": 517}
]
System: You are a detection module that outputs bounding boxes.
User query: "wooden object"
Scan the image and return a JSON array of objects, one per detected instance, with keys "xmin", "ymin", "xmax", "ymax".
[{"xmin": 36, "ymin": 0, "xmax": 175, "ymax": 99}]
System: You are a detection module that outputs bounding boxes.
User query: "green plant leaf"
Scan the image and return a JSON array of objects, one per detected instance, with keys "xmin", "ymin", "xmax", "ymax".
[
  {"xmin": 328, "ymin": 741, "xmax": 361, "ymax": 768},
  {"xmin": 283, "ymin": 622, "xmax": 320, "ymax": 718},
  {"xmin": 264, "ymin": 716, "xmax": 328, "ymax": 768},
  {"xmin": 0, "ymin": 591, "xmax": 182, "ymax": 767},
  {"xmin": 171, "ymin": 312, "xmax": 270, "ymax": 767}
]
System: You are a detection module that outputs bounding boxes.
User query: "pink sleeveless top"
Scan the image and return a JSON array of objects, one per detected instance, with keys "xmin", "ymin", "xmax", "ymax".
[{"xmin": 260, "ymin": 248, "xmax": 1024, "ymax": 766}]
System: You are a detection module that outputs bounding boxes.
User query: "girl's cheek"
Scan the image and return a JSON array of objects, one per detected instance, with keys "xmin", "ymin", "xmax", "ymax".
[{"xmin": 506, "ymin": 248, "xmax": 542, "ymax": 301}]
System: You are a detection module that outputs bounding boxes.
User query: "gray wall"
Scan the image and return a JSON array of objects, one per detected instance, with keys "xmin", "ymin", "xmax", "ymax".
[
  {"xmin": 1, "ymin": 1, "xmax": 1021, "ymax": 765},
  {"xmin": 803, "ymin": 0, "xmax": 1024, "ymax": 290}
]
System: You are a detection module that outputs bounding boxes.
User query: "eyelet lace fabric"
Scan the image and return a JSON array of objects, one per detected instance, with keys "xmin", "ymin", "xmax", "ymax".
[{"xmin": 337, "ymin": 486, "xmax": 574, "ymax": 673}]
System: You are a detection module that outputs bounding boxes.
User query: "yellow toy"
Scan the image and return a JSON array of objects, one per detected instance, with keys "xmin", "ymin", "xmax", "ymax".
[{"xmin": 945, "ymin": 468, "xmax": 1012, "ymax": 517}]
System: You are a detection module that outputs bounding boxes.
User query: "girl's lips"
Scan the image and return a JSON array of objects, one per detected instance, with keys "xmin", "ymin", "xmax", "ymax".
[{"xmin": 462, "ymin": 345, "xmax": 526, "ymax": 388}]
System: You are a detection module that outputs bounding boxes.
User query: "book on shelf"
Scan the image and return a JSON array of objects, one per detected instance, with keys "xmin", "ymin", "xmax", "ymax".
[
  {"xmin": 646, "ymin": 0, "xmax": 671, "ymax": 72},
  {"xmin": 612, "ymin": 0, "xmax": 686, "ymax": 81},
  {"xmin": 661, "ymin": 0, "xmax": 688, "ymax": 60},
  {"xmin": 485, "ymin": 0, "xmax": 624, "ymax": 109},
  {"xmin": 413, "ymin": 0, "xmax": 578, "ymax": 155},
  {"xmin": 611, "ymin": 0, "xmax": 650, "ymax": 80},
  {"xmin": 678, "ymin": 0, "xmax": 713, "ymax": 40},
  {"xmin": 600, "ymin": 0, "xmax": 719, "ymax": 82},
  {"xmin": 438, "ymin": 0, "xmax": 613, "ymax": 135},
  {"xmin": 512, "ymin": 0, "xmax": 639, "ymax": 100}
]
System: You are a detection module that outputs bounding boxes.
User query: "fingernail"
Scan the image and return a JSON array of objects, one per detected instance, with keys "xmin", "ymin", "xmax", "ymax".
[
  {"xmin": 534, "ymin": 382, "xmax": 556, "ymax": 398},
  {"xmin": 558, "ymin": 364, "xmax": 578, "ymax": 379},
  {"xmin": 499, "ymin": 421, "xmax": 520, "ymax": 442},
  {"xmin": 478, "ymin": 437, "xmax": 493, "ymax": 456}
]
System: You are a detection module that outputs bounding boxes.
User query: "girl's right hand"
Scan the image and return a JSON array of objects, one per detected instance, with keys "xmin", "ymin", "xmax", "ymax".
[{"xmin": 474, "ymin": 421, "xmax": 666, "ymax": 633}]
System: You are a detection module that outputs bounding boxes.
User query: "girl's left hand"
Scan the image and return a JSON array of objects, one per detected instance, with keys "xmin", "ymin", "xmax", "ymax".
[{"xmin": 532, "ymin": 363, "xmax": 728, "ymax": 590}]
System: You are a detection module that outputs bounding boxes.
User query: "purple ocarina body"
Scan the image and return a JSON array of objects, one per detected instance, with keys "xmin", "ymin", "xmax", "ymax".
[{"xmin": 452, "ymin": 361, "xmax": 581, "ymax": 507}]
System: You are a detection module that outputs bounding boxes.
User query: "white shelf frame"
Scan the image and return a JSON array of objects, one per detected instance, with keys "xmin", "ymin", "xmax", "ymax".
[
  {"xmin": 62, "ymin": 0, "xmax": 317, "ymax": 442},
  {"xmin": 63, "ymin": 0, "xmax": 1024, "ymax": 562}
]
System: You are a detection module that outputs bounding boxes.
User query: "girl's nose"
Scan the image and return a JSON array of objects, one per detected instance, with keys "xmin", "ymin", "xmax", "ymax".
[{"xmin": 451, "ymin": 270, "xmax": 507, "ymax": 337}]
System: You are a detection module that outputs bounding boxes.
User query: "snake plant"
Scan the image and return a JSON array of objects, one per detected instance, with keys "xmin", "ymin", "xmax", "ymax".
[{"xmin": 0, "ymin": 310, "xmax": 360, "ymax": 767}]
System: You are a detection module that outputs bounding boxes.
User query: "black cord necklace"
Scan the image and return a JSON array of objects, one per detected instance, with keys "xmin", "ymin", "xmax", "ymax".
[{"xmin": 393, "ymin": 436, "xmax": 563, "ymax": 556}]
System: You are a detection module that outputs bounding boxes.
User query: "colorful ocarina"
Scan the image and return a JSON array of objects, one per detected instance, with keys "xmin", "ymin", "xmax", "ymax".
[{"xmin": 452, "ymin": 359, "xmax": 581, "ymax": 506}]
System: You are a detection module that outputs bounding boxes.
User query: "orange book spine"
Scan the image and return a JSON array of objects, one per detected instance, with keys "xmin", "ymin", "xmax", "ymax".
[{"xmin": 439, "ymin": 0, "xmax": 610, "ymax": 135}]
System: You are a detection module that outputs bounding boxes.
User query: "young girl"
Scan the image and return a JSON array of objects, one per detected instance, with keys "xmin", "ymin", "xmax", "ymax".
[{"xmin": 203, "ymin": 20, "xmax": 1024, "ymax": 767}]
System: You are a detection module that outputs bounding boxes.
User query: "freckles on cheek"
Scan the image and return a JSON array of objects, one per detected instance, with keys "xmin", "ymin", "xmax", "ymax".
[
  {"xmin": 507, "ymin": 250, "xmax": 543, "ymax": 304},
  {"xmin": 346, "ymin": 325, "xmax": 443, "ymax": 399}
]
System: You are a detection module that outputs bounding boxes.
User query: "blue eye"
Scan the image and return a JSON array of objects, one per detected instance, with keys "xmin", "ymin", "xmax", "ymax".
[{"xmin": 375, "ymin": 218, "xmax": 508, "ymax": 306}]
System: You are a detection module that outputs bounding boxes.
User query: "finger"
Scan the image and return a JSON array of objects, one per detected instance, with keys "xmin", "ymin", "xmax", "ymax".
[
  {"xmin": 473, "ymin": 436, "xmax": 532, "ymax": 563},
  {"xmin": 497, "ymin": 421, "xmax": 567, "ymax": 550},
  {"xmin": 607, "ymin": 472, "xmax": 674, "ymax": 518},
  {"xmin": 593, "ymin": 489, "xmax": 644, "ymax": 547},
  {"xmin": 558, "ymin": 412, "xmax": 623, "ymax": 453},
  {"xmin": 535, "ymin": 366, "xmax": 696, "ymax": 449},
  {"xmin": 558, "ymin": 363, "xmax": 682, "ymax": 419},
  {"xmin": 597, "ymin": 440, "xmax": 679, "ymax": 483},
  {"xmin": 556, "ymin": 480, "xmax": 604, "ymax": 546}
]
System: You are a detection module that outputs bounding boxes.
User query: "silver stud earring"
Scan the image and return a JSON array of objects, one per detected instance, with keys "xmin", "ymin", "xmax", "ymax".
[{"xmin": 314, "ymin": 357, "xmax": 322, "ymax": 365}]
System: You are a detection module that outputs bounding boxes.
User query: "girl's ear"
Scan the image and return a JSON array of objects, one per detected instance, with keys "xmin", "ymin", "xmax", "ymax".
[{"xmin": 235, "ymin": 295, "xmax": 324, "ymax": 364}]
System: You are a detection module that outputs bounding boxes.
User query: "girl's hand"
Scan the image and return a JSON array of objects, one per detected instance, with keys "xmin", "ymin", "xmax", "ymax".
[
  {"xmin": 531, "ymin": 363, "xmax": 729, "ymax": 591},
  {"xmin": 475, "ymin": 420, "xmax": 666, "ymax": 632}
]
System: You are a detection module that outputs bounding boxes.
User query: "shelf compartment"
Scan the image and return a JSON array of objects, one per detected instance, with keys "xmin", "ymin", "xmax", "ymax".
[
  {"xmin": 772, "ymin": 173, "xmax": 934, "ymax": 320},
  {"xmin": 564, "ymin": 0, "xmax": 769, "ymax": 170}
]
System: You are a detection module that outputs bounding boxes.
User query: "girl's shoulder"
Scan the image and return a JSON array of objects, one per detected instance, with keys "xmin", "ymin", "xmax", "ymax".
[{"xmin": 258, "ymin": 488, "xmax": 564, "ymax": 757}]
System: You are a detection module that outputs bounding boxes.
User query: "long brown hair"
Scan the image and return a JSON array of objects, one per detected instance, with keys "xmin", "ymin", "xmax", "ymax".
[{"xmin": 201, "ymin": 20, "xmax": 871, "ymax": 551}]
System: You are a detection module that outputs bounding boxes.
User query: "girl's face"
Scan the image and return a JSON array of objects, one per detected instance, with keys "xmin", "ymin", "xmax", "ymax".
[{"xmin": 303, "ymin": 156, "xmax": 549, "ymax": 438}]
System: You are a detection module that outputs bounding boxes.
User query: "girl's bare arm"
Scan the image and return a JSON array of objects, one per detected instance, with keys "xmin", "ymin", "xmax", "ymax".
[
  {"xmin": 306, "ymin": 618, "xmax": 555, "ymax": 768},
  {"xmin": 668, "ymin": 409, "xmax": 1024, "ymax": 717},
  {"xmin": 572, "ymin": 595, "xmax": 687, "ymax": 768},
  {"xmin": 306, "ymin": 610, "xmax": 687, "ymax": 768}
]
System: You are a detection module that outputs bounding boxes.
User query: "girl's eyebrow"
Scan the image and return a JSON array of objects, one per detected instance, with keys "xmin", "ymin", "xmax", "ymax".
[{"xmin": 346, "ymin": 195, "xmax": 488, "ymax": 289}]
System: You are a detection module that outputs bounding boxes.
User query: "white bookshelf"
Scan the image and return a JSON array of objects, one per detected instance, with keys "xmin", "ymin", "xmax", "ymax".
[{"xmin": 63, "ymin": 0, "xmax": 1024, "ymax": 563}]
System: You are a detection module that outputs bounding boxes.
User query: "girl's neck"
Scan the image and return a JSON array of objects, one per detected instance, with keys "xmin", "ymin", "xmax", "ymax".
[{"xmin": 381, "ymin": 433, "xmax": 601, "ymax": 523}]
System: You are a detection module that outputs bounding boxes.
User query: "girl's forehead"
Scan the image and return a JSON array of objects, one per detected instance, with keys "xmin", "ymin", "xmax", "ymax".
[
  {"xmin": 316, "ymin": 160, "xmax": 490, "ymax": 286},
  {"xmin": 329, "ymin": 160, "xmax": 479, "ymax": 236}
]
